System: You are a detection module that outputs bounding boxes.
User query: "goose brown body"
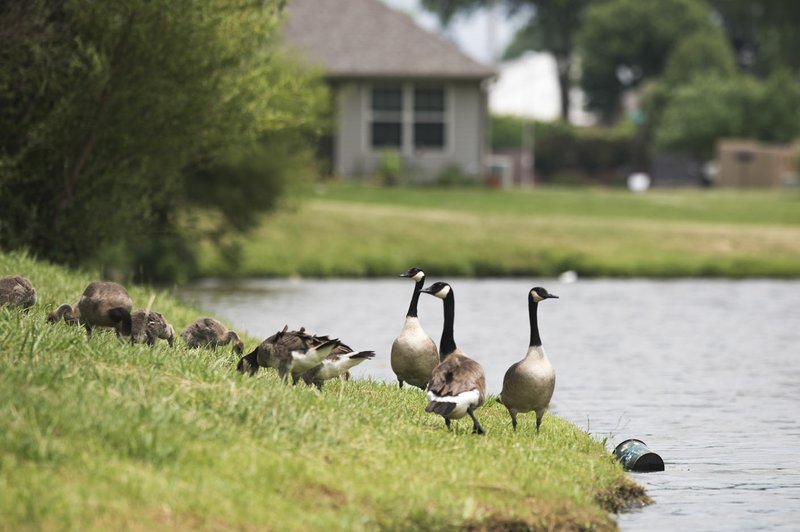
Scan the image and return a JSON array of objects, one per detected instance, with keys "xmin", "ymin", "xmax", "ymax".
[
  {"xmin": 0, "ymin": 275, "xmax": 37, "ymax": 309},
  {"xmin": 181, "ymin": 318, "xmax": 243, "ymax": 353},
  {"xmin": 131, "ymin": 310, "xmax": 175, "ymax": 346},
  {"xmin": 391, "ymin": 267, "xmax": 439, "ymax": 389},
  {"xmin": 76, "ymin": 282, "xmax": 133, "ymax": 338},
  {"xmin": 421, "ymin": 282, "xmax": 486, "ymax": 434},
  {"xmin": 499, "ymin": 287, "xmax": 558, "ymax": 432}
]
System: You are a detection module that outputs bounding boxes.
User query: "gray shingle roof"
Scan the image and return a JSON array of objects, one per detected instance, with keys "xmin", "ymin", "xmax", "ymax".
[{"xmin": 283, "ymin": 0, "xmax": 495, "ymax": 80}]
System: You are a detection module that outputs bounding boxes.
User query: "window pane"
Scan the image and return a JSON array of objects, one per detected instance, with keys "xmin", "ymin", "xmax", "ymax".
[
  {"xmin": 372, "ymin": 122, "xmax": 402, "ymax": 147},
  {"xmin": 414, "ymin": 123, "xmax": 445, "ymax": 148},
  {"xmin": 372, "ymin": 87, "xmax": 402, "ymax": 111},
  {"xmin": 414, "ymin": 88, "xmax": 445, "ymax": 112}
]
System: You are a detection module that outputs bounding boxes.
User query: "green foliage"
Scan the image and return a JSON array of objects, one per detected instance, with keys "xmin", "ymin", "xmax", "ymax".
[
  {"xmin": 491, "ymin": 116, "xmax": 636, "ymax": 183},
  {"xmin": 655, "ymin": 71, "xmax": 800, "ymax": 159},
  {"xmin": 0, "ymin": 0, "xmax": 329, "ymax": 281},
  {"xmin": 0, "ymin": 250, "xmax": 648, "ymax": 530},
  {"xmin": 577, "ymin": 0, "xmax": 716, "ymax": 121},
  {"xmin": 377, "ymin": 150, "xmax": 403, "ymax": 186},
  {"xmin": 662, "ymin": 31, "xmax": 738, "ymax": 87},
  {"xmin": 435, "ymin": 163, "xmax": 475, "ymax": 187}
]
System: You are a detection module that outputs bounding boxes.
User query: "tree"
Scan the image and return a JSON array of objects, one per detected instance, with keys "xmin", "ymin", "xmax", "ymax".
[
  {"xmin": 420, "ymin": 0, "xmax": 590, "ymax": 122},
  {"xmin": 576, "ymin": 0, "xmax": 717, "ymax": 122},
  {"xmin": 0, "ymin": 0, "xmax": 328, "ymax": 281}
]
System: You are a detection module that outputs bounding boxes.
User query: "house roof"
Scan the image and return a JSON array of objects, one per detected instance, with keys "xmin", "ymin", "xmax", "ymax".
[{"xmin": 282, "ymin": 0, "xmax": 495, "ymax": 80}]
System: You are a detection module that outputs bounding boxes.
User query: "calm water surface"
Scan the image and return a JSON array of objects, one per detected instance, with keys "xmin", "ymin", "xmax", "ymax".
[{"xmin": 177, "ymin": 278, "xmax": 800, "ymax": 531}]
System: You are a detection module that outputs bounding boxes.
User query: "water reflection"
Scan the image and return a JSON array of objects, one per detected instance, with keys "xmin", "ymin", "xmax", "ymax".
[{"xmin": 176, "ymin": 278, "xmax": 800, "ymax": 531}]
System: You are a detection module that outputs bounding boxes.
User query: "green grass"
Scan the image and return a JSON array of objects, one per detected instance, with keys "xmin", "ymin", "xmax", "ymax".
[
  {"xmin": 1, "ymin": 250, "xmax": 647, "ymax": 530},
  {"xmin": 197, "ymin": 182, "xmax": 800, "ymax": 278}
]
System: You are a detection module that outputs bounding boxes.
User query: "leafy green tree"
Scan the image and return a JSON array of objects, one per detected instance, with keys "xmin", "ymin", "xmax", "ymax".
[
  {"xmin": 577, "ymin": 0, "xmax": 716, "ymax": 122},
  {"xmin": 655, "ymin": 75, "xmax": 759, "ymax": 159},
  {"xmin": 0, "ymin": 0, "xmax": 328, "ymax": 281},
  {"xmin": 420, "ymin": 0, "xmax": 589, "ymax": 121}
]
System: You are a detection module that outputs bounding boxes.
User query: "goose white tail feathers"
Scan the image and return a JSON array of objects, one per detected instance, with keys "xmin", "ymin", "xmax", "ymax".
[
  {"xmin": 290, "ymin": 338, "xmax": 338, "ymax": 373},
  {"xmin": 426, "ymin": 389, "xmax": 482, "ymax": 418}
]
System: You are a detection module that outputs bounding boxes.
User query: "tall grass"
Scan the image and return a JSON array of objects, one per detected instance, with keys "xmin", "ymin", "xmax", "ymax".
[
  {"xmin": 196, "ymin": 184, "xmax": 800, "ymax": 278},
  {"xmin": 1, "ymin": 251, "xmax": 647, "ymax": 530}
]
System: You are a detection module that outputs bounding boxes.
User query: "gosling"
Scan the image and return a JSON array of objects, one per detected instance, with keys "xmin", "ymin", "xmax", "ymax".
[
  {"xmin": 76, "ymin": 281, "xmax": 133, "ymax": 339},
  {"xmin": 0, "ymin": 275, "xmax": 37, "ymax": 309},
  {"xmin": 181, "ymin": 317, "xmax": 244, "ymax": 354},
  {"xmin": 131, "ymin": 310, "xmax": 175, "ymax": 347}
]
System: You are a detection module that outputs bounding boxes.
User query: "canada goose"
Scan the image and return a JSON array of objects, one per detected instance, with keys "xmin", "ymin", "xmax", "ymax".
[
  {"xmin": 76, "ymin": 281, "xmax": 133, "ymax": 339},
  {"xmin": 236, "ymin": 326, "xmax": 337, "ymax": 384},
  {"xmin": 420, "ymin": 282, "xmax": 486, "ymax": 434},
  {"xmin": 130, "ymin": 310, "xmax": 175, "ymax": 347},
  {"xmin": 499, "ymin": 287, "xmax": 558, "ymax": 433},
  {"xmin": 302, "ymin": 347, "xmax": 376, "ymax": 389},
  {"xmin": 47, "ymin": 304, "xmax": 80, "ymax": 325},
  {"xmin": 390, "ymin": 267, "xmax": 439, "ymax": 389},
  {"xmin": 0, "ymin": 275, "xmax": 36, "ymax": 309},
  {"xmin": 181, "ymin": 317, "xmax": 244, "ymax": 354}
]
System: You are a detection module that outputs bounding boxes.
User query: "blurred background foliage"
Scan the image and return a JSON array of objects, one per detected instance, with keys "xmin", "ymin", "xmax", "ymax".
[{"xmin": 0, "ymin": 0, "xmax": 329, "ymax": 282}]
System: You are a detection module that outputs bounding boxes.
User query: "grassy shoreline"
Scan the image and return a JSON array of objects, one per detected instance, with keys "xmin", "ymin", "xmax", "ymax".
[
  {"xmin": 196, "ymin": 183, "xmax": 800, "ymax": 279},
  {"xmin": 1, "ymin": 251, "xmax": 648, "ymax": 530}
]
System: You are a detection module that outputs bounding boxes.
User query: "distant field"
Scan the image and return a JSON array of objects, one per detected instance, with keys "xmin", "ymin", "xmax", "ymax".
[{"xmin": 197, "ymin": 183, "xmax": 800, "ymax": 278}]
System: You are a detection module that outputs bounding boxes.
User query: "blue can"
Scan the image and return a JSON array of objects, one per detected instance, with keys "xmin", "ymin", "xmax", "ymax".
[{"xmin": 613, "ymin": 439, "xmax": 664, "ymax": 472}]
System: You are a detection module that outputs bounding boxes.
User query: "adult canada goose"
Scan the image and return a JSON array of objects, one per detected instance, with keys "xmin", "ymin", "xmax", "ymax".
[
  {"xmin": 390, "ymin": 267, "xmax": 439, "ymax": 389},
  {"xmin": 302, "ymin": 346, "xmax": 376, "ymax": 389},
  {"xmin": 181, "ymin": 317, "xmax": 244, "ymax": 354},
  {"xmin": 130, "ymin": 310, "xmax": 175, "ymax": 347},
  {"xmin": 76, "ymin": 281, "xmax": 133, "ymax": 339},
  {"xmin": 48, "ymin": 304, "xmax": 81, "ymax": 325},
  {"xmin": 420, "ymin": 282, "xmax": 486, "ymax": 434},
  {"xmin": 499, "ymin": 287, "xmax": 558, "ymax": 433},
  {"xmin": 0, "ymin": 275, "xmax": 37, "ymax": 309},
  {"xmin": 236, "ymin": 326, "xmax": 337, "ymax": 384}
]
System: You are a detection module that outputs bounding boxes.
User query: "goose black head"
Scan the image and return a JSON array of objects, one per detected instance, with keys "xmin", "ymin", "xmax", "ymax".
[
  {"xmin": 399, "ymin": 267, "xmax": 425, "ymax": 282},
  {"xmin": 420, "ymin": 281, "xmax": 451, "ymax": 300},
  {"xmin": 530, "ymin": 287, "xmax": 558, "ymax": 303}
]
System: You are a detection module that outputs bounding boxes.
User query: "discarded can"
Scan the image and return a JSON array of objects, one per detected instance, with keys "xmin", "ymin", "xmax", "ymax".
[{"xmin": 613, "ymin": 439, "xmax": 664, "ymax": 472}]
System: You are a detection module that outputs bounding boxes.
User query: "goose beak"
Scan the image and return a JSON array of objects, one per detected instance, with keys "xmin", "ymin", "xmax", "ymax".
[
  {"xmin": 420, "ymin": 286, "xmax": 433, "ymax": 294},
  {"xmin": 399, "ymin": 272, "xmax": 411, "ymax": 278},
  {"xmin": 547, "ymin": 293, "xmax": 559, "ymax": 299}
]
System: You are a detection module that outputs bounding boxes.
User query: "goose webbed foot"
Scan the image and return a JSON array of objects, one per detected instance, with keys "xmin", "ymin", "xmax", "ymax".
[{"xmin": 468, "ymin": 407, "xmax": 485, "ymax": 435}]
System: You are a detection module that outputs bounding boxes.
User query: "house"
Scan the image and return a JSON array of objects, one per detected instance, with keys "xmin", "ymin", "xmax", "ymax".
[
  {"xmin": 282, "ymin": 0, "xmax": 495, "ymax": 182},
  {"xmin": 716, "ymin": 139, "xmax": 800, "ymax": 187}
]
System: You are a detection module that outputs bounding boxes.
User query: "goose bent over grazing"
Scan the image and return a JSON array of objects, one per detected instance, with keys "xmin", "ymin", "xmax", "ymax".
[
  {"xmin": 48, "ymin": 304, "xmax": 81, "ymax": 325},
  {"xmin": 237, "ymin": 326, "xmax": 337, "ymax": 383},
  {"xmin": 499, "ymin": 287, "xmax": 558, "ymax": 433},
  {"xmin": 131, "ymin": 310, "xmax": 175, "ymax": 347},
  {"xmin": 181, "ymin": 317, "xmax": 244, "ymax": 354},
  {"xmin": 76, "ymin": 281, "xmax": 133, "ymax": 339},
  {"xmin": 421, "ymin": 282, "xmax": 486, "ymax": 434},
  {"xmin": 391, "ymin": 267, "xmax": 439, "ymax": 389},
  {"xmin": 302, "ymin": 347, "xmax": 376, "ymax": 389},
  {"xmin": 0, "ymin": 275, "xmax": 37, "ymax": 309}
]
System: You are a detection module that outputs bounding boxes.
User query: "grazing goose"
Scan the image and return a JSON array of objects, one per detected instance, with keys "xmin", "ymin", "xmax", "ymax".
[
  {"xmin": 499, "ymin": 287, "xmax": 558, "ymax": 433},
  {"xmin": 131, "ymin": 310, "xmax": 175, "ymax": 347},
  {"xmin": 390, "ymin": 267, "xmax": 439, "ymax": 389},
  {"xmin": 0, "ymin": 275, "xmax": 37, "ymax": 309},
  {"xmin": 48, "ymin": 304, "xmax": 81, "ymax": 325},
  {"xmin": 76, "ymin": 281, "xmax": 133, "ymax": 339},
  {"xmin": 420, "ymin": 282, "xmax": 486, "ymax": 434},
  {"xmin": 236, "ymin": 326, "xmax": 337, "ymax": 384},
  {"xmin": 302, "ymin": 346, "xmax": 376, "ymax": 389},
  {"xmin": 181, "ymin": 317, "xmax": 244, "ymax": 354}
]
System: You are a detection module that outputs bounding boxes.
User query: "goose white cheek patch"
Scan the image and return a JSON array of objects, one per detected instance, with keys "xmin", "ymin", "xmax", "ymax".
[
  {"xmin": 412, "ymin": 270, "xmax": 425, "ymax": 282},
  {"xmin": 435, "ymin": 285, "xmax": 451, "ymax": 299}
]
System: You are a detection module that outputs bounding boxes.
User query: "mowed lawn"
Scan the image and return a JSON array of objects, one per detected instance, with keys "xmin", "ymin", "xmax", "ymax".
[
  {"xmin": 197, "ymin": 183, "xmax": 800, "ymax": 278},
  {"xmin": 1, "ymin": 251, "xmax": 647, "ymax": 531}
]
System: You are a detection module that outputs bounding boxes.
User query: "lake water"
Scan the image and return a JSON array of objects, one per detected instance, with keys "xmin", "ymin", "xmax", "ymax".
[{"xmin": 176, "ymin": 278, "xmax": 800, "ymax": 531}]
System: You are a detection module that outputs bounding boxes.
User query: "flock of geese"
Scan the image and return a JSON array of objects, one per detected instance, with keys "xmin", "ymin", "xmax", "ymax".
[{"xmin": 1, "ymin": 267, "xmax": 559, "ymax": 434}]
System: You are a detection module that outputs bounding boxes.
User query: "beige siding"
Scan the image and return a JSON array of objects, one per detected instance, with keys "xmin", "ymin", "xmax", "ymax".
[{"xmin": 332, "ymin": 79, "xmax": 488, "ymax": 182}]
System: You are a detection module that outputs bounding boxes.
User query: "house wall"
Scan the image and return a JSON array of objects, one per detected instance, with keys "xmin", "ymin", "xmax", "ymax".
[{"xmin": 332, "ymin": 79, "xmax": 487, "ymax": 182}]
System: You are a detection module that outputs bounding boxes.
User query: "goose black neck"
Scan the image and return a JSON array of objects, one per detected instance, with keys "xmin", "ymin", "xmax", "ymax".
[
  {"xmin": 406, "ymin": 277, "xmax": 424, "ymax": 318},
  {"xmin": 529, "ymin": 297, "xmax": 542, "ymax": 347},
  {"xmin": 439, "ymin": 291, "xmax": 457, "ymax": 358}
]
